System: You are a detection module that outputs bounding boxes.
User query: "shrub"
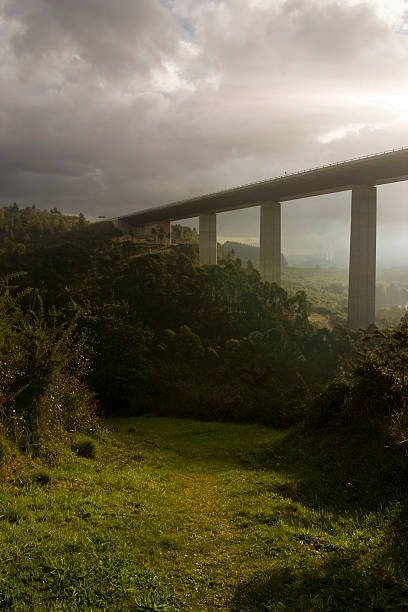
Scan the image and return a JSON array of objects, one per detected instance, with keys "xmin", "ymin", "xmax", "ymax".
[
  {"xmin": 72, "ymin": 437, "xmax": 98, "ymax": 459},
  {"xmin": 33, "ymin": 469, "xmax": 52, "ymax": 486},
  {"xmin": 0, "ymin": 276, "xmax": 98, "ymax": 453},
  {"xmin": 304, "ymin": 318, "xmax": 408, "ymax": 449}
]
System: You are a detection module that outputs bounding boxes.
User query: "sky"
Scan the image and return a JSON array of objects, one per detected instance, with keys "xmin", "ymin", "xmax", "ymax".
[{"xmin": 1, "ymin": 0, "xmax": 408, "ymax": 262}]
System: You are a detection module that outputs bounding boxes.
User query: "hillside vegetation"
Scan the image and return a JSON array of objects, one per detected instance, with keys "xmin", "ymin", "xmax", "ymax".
[
  {"xmin": 1, "ymin": 204, "xmax": 408, "ymax": 610},
  {"xmin": 0, "ymin": 205, "xmax": 358, "ymax": 435}
]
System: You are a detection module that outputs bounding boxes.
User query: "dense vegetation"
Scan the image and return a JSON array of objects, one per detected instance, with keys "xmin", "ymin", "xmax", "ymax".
[
  {"xmin": 1, "ymin": 203, "xmax": 408, "ymax": 454},
  {"xmin": 1, "ymin": 203, "xmax": 408, "ymax": 609},
  {"xmin": 0, "ymin": 203, "xmax": 87, "ymax": 255},
  {"xmin": 0, "ymin": 205, "xmax": 357, "ymax": 438}
]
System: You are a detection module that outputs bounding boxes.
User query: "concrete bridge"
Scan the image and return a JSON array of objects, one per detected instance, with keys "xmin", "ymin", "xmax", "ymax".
[{"xmin": 113, "ymin": 147, "xmax": 408, "ymax": 329}]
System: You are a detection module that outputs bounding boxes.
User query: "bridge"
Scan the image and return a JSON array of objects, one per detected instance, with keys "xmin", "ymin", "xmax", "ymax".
[{"xmin": 112, "ymin": 147, "xmax": 408, "ymax": 329}]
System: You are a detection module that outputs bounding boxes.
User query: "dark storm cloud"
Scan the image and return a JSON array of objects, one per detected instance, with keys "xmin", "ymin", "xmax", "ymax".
[
  {"xmin": 1, "ymin": 0, "xmax": 408, "ymax": 254},
  {"xmin": 5, "ymin": 0, "xmax": 179, "ymax": 78}
]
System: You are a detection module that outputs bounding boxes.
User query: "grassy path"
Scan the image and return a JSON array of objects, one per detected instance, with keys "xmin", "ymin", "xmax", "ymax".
[{"xmin": 1, "ymin": 418, "xmax": 408, "ymax": 610}]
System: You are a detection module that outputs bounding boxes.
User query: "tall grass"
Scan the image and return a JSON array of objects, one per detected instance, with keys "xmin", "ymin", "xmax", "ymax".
[{"xmin": 0, "ymin": 274, "xmax": 97, "ymax": 456}]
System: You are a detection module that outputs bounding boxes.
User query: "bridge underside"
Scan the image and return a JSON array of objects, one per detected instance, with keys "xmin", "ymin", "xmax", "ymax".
[{"xmin": 112, "ymin": 148, "xmax": 408, "ymax": 329}]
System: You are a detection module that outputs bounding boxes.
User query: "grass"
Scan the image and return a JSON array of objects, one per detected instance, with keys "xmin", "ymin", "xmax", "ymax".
[{"xmin": 0, "ymin": 417, "xmax": 408, "ymax": 610}]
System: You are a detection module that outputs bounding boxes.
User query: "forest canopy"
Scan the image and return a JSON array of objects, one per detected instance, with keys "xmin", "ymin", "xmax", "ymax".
[{"xmin": 0, "ymin": 203, "xmax": 407, "ymax": 463}]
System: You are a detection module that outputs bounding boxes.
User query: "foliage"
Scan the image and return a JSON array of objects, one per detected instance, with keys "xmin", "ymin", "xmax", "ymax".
[
  {"xmin": 64, "ymin": 249, "xmax": 354, "ymax": 424},
  {"xmin": 0, "ymin": 203, "xmax": 87, "ymax": 256},
  {"xmin": 0, "ymin": 206, "xmax": 359, "ymax": 427},
  {"xmin": 32, "ymin": 469, "xmax": 52, "ymax": 486},
  {"xmin": 0, "ymin": 274, "xmax": 97, "ymax": 453},
  {"xmin": 0, "ymin": 204, "xmax": 396, "ymax": 436},
  {"xmin": 72, "ymin": 436, "xmax": 98, "ymax": 459},
  {"xmin": 305, "ymin": 316, "xmax": 408, "ymax": 455},
  {"xmin": 80, "ymin": 303, "xmax": 154, "ymax": 416},
  {"xmin": 171, "ymin": 223, "xmax": 199, "ymax": 245}
]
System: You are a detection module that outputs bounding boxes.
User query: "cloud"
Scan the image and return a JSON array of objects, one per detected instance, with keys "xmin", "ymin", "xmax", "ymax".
[
  {"xmin": 1, "ymin": 0, "xmax": 408, "ymax": 256},
  {"xmin": 4, "ymin": 0, "xmax": 181, "ymax": 79}
]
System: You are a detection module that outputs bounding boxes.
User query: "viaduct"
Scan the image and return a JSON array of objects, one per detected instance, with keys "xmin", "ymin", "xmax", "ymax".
[{"xmin": 112, "ymin": 147, "xmax": 408, "ymax": 330}]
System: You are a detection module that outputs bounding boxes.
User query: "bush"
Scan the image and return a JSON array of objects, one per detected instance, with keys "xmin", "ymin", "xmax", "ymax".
[
  {"xmin": 72, "ymin": 437, "xmax": 98, "ymax": 459},
  {"xmin": 0, "ymin": 276, "xmax": 98, "ymax": 453},
  {"xmin": 304, "ymin": 318, "xmax": 408, "ymax": 451},
  {"xmin": 33, "ymin": 469, "xmax": 52, "ymax": 486}
]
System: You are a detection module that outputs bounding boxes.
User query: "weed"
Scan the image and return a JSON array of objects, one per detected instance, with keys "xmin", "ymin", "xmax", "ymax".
[
  {"xmin": 72, "ymin": 436, "xmax": 98, "ymax": 459},
  {"xmin": 33, "ymin": 469, "xmax": 52, "ymax": 486}
]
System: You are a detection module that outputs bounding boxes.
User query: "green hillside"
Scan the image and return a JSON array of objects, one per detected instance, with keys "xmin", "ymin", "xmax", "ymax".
[{"xmin": 1, "ymin": 204, "xmax": 408, "ymax": 610}]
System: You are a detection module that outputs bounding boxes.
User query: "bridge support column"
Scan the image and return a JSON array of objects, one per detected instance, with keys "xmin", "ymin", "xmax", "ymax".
[
  {"xmin": 348, "ymin": 185, "xmax": 377, "ymax": 329},
  {"xmin": 259, "ymin": 201, "xmax": 281, "ymax": 284},
  {"xmin": 199, "ymin": 213, "xmax": 217, "ymax": 265}
]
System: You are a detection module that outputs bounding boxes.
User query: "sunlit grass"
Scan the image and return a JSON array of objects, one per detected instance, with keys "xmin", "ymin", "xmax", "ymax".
[{"xmin": 0, "ymin": 417, "xmax": 407, "ymax": 610}]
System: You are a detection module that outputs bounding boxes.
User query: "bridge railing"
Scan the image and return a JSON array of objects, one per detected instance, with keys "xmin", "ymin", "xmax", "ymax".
[
  {"xmin": 116, "ymin": 145, "xmax": 408, "ymax": 221},
  {"xmin": 224, "ymin": 145, "xmax": 408, "ymax": 190}
]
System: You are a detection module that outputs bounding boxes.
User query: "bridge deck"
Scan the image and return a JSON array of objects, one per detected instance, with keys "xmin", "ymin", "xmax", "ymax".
[{"xmin": 118, "ymin": 147, "xmax": 408, "ymax": 226}]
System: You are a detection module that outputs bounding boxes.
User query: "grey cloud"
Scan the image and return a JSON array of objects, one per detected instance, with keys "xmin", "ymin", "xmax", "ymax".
[{"xmin": 5, "ymin": 0, "xmax": 182, "ymax": 79}]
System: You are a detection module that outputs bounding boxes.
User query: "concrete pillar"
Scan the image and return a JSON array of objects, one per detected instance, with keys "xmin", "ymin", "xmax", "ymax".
[
  {"xmin": 348, "ymin": 185, "xmax": 377, "ymax": 329},
  {"xmin": 199, "ymin": 213, "xmax": 217, "ymax": 265},
  {"xmin": 259, "ymin": 201, "xmax": 281, "ymax": 284}
]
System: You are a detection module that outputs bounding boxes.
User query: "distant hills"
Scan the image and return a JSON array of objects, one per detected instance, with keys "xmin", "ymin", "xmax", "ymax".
[{"xmin": 221, "ymin": 241, "xmax": 349, "ymax": 269}]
